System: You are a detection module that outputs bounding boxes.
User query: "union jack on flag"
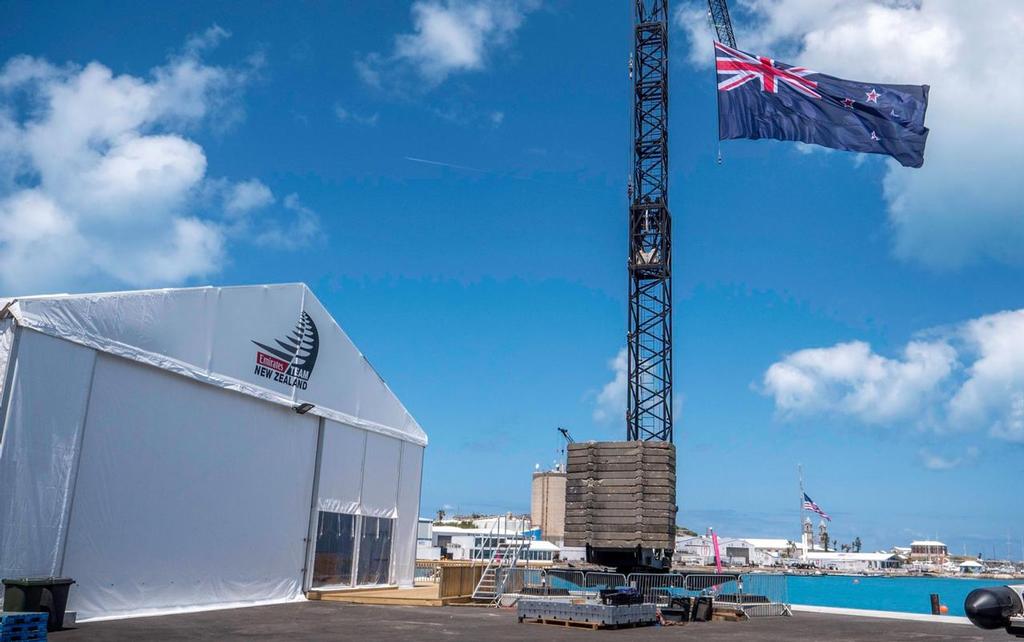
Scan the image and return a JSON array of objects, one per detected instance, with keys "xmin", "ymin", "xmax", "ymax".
[
  {"xmin": 715, "ymin": 41, "xmax": 820, "ymax": 99},
  {"xmin": 803, "ymin": 493, "xmax": 831, "ymax": 521},
  {"xmin": 714, "ymin": 40, "xmax": 930, "ymax": 168}
]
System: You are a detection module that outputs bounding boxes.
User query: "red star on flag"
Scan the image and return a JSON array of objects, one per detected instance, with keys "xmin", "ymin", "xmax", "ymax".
[
  {"xmin": 842, "ymin": 97, "xmax": 855, "ymax": 109},
  {"xmin": 865, "ymin": 88, "xmax": 880, "ymax": 103}
]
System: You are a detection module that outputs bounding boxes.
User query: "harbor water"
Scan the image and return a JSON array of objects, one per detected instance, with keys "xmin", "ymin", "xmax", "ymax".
[{"xmin": 786, "ymin": 574, "xmax": 1005, "ymax": 617}]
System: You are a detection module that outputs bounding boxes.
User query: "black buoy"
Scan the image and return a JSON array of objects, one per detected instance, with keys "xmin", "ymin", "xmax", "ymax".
[{"xmin": 964, "ymin": 586, "xmax": 1019, "ymax": 630}]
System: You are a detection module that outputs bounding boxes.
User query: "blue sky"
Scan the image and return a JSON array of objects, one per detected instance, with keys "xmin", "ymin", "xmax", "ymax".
[{"xmin": 2, "ymin": 0, "xmax": 1022, "ymax": 558}]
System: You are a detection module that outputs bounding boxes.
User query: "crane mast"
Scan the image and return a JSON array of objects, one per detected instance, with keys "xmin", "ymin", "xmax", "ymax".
[
  {"xmin": 627, "ymin": 0, "xmax": 673, "ymax": 443},
  {"xmin": 706, "ymin": 0, "xmax": 737, "ymax": 48}
]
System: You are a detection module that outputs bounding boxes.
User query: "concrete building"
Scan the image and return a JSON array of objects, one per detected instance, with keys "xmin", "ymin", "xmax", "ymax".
[{"xmin": 531, "ymin": 469, "xmax": 566, "ymax": 542}]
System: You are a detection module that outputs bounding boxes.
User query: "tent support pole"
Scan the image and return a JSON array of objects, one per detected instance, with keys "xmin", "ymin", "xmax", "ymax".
[
  {"xmin": 0, "ymin": 324, "xmax": 22, "ymax": 444},
  {"xmin": 56, "ymin": 350, "xmax": 99, "ymax": 576},
  {"xmin": 302, "ymin": 417, "xmax": 326, "ymax": 593}
]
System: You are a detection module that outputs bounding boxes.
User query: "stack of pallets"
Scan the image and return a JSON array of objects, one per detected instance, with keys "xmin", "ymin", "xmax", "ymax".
[
  {"xmin": 0, "ymin": 613, "xmax": 47, "ymax": 642},
  {"xmin": 563, "ymin": 441, "xmax": 675, "ymax": 549}
]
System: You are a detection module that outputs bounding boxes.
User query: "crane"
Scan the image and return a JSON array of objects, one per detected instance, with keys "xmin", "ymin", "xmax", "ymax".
[
  {"xmin": 625, "ymin": 0, "xmax": 736, "ymax": 445},
  {"xmin": 627, "ymin": 0, "xmax": 673, "ymax": 444},
  {"xmin": 557, "ymin": 427, "xmax": 575, "ymax": 444},
  {"xmin": 706, "ymin": 0, "xmax": 737, "ymax": 48}
]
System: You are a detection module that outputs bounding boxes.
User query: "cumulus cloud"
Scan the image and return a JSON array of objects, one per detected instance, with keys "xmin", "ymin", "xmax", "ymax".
[
  {"xmin": 593, "ymin": 347, "xmax": 627, "ymax": 423},
  {"xmin": 676, "ymin": 0, "xmax": 1024, "ymax": 269},
  {"xmin": 0, "ymin": 27, "xmax": 317, "ymax": 294},
  {"xmin": 763, "ymin": 309, "xmax": 1024, "ymax": 443},
  {"xmin": 949, "ymin": 311, "xmax": 1024, "ymax": 442},
  {"xmin": 357, "ymin": 0, "xmax": 539, "ymax": 89},
  {"xmin": 763, "ymin": 340, "xmax": 957, "ymax": 424}
]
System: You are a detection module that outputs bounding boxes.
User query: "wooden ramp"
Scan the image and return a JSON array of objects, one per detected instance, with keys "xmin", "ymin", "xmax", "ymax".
[{"xmin": 307, "ymin": 583, "xmax": 470, "ymax": 607}]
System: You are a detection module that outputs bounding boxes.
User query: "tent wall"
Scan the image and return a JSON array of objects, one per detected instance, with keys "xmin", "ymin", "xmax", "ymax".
[
  {"xmin": 312, "ymin": 421, "xmax": 418, "ymax": 588},
  {"xmin": 360, "ymin": 433, "xmax": 401, "ymax": 519},
  {"xmin": 316, "ymin": 421, "xmax": 366, "ymax": 515},
  {"xmin": 61, "ymin": 354, "xmax": 318, "ymax": 620},
  {"xmin": 0, "ymin": 330, "xmax": 96, "ymax": 580},
  {"xmin": 394, "ymin": 442, "xmax": 424, "ymax": 588}
]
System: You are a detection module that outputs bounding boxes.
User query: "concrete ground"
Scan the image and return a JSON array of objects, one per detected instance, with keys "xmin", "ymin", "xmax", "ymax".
[{"xmin": 55, "ymin": 601, "xmax": 1010, "ymax": 641}]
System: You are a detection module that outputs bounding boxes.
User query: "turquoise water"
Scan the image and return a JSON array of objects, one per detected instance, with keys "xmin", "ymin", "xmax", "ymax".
[{"xmin": 786, "ymin": 575, "xmax": 1002, "ymax": 617}]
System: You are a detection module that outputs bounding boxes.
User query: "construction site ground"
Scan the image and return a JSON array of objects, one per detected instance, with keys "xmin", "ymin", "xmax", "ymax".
[{"xmin": 60, "ymin": 600, "xmax": 1006, "ymax": 641}]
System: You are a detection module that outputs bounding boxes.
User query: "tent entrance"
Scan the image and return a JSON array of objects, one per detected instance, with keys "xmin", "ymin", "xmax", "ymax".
[{"xmin": 311, "ymin": 511, "xmax": 394, "ymax": 589}]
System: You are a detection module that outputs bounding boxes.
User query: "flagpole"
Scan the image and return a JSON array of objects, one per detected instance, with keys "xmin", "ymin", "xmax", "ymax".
[{"xmin": 798, "ymin": 464, "xmax": 806, "ymax": 561}]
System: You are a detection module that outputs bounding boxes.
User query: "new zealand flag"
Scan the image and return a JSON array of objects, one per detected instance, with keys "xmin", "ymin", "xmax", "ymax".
[{"xmin": 716, "ymin": 41, "xmax": 929, "ymax": 168}]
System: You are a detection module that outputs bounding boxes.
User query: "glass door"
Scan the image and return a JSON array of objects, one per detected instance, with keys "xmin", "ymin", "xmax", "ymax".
[
  {"xmin": 312, "ymin": 511, "xmax": 356, "ymax": 588},
  {"xmin": 356, "ymin": 516, "xmax": 393, "ymax": 586}
]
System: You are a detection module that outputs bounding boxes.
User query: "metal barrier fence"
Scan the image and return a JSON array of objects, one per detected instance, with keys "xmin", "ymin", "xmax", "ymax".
[
  {"xmin": 475, "ymin": 568, "xmax": 789, "ymax": 616},
  {"xmin": 583, "ymin": 572, "xmax": 628, "ymax": 593},
  {"xmin": 497, "ymin": 567, "xmax": 545, "ymax": 596},
  {"xmin": 626, "ymin": 572, "xmax": 687, "ymax": 604},
  {"xmin": 543, "ymin": 569, "xmax": 587, "ymax": 596},
  {"xmin": 729, "ymin": 574, "xmax": 791, "ymax": 617},
  {"xmin": 686, "ymin": 573, "xmax": 740, "ymax": 594}
]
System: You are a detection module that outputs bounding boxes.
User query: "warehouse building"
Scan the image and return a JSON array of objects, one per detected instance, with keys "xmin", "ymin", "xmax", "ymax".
[{"xmin": 0, "ymin": 284, "xmax": 426, "ymax": 620}]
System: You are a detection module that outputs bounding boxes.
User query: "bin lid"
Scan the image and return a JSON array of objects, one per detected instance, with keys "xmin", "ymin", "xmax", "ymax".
[{"xmin": 1, "ymin": 577, "xmax": 75, "ymax": 586}]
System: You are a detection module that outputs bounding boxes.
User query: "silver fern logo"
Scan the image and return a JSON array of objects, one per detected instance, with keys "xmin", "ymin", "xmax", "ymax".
[{"xmin": 252, "ymin": 311, "xmax": 320, "ymax": 389}]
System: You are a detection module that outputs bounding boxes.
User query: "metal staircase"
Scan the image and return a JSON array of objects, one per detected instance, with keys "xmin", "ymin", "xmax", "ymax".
[{"xmin": 471, "ymin": 522, "xmax": 530, "ymax": 603}]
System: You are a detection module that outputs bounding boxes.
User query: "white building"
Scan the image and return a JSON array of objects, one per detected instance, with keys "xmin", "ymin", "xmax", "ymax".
[
  {"xmin": 431, "ymin": 525, "xmax": 558, "ymax": 562},
  {"xmin": 675, "ymin": 535, "xmax": 780, "ymax": 567},
  {"xmin": 958, "ymin": 559, "xmax": 985, "ymax": 574},
  {"xmin": 0, "ymin": 285, "xmax": 427, "ymax": 620},
  {"xmin": 802, "ymin": 551, "xmax": 901, "ymax": 572}
]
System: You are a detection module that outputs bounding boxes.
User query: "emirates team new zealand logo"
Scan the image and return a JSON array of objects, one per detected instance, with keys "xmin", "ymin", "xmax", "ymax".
[{"xmin": 252, "ymin": 311, "xmax": 319, "ymax": 390}]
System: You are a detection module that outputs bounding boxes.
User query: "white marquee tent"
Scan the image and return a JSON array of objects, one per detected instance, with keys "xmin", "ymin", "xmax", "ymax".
[{"xmin": 0, "ymin": 284, "xmax": 427, "ymax": 620}]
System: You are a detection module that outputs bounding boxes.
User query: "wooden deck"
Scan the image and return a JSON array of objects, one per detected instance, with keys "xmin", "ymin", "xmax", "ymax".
[{"xmin": 307, "ymin": 582, "xmax": 471, "ymax": 607}]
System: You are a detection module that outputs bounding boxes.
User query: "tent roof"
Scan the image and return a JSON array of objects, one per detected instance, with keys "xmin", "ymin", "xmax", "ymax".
[{"xmin": 0, "ymin": 284, "xmax": 426, "ymax": 446}]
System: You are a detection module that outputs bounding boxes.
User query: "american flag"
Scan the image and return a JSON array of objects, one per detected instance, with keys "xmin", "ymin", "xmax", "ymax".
[{"xmin": 803, "ymin": 493, "xmax": 831, "ymax": 521}]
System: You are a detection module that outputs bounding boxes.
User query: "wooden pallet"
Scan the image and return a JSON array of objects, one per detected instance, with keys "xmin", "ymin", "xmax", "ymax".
[{"xmin": 521, "ymin": 617, "xmax": 654, "ymax": 630}]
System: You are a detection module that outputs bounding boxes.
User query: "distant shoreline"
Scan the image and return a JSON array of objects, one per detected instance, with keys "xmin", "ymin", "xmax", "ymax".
[{"xmin": 676, "ymin": 564, "xmax": 1024, "ymax": 581}]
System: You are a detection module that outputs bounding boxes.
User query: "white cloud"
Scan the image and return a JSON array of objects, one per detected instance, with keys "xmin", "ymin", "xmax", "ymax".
[
  {"xmin": 676, "ymin": 0, "xmax": 1024, "ymax": 269},
  {"xmin": 225, "ymin": 179, "xmax": 275, "ymax": 214},
  {"xmin": 949, "ymin": 311, "xmax": 1024, "ymax": 442},
  {"xmin": 764, "ymin": 340, "xmax": 957, "ymax": 424},
  {"xmin": 763, "ymin": 309, "xmax": 1024, "ymax": 443},
  {"xmin": 593, "ymin": 347, "xmax": 627, "ymax": 423},
  {"xmin": 334, "ymin": 104, "xmax": 379, "ymax": 126},
  {"xmin": 358, "ymin": 0, "xmax": 538, "ymax": 88},
  {"xmin": 252, "ymin": 194, "xmax": 321, "ymax": 250},
  {"xmin": 0, "ymin": 29, "xmax": 314, "ymax": 294},
  {"xmin": 919, "ymin": 446, "xmax": 978, "ymax": 471}
]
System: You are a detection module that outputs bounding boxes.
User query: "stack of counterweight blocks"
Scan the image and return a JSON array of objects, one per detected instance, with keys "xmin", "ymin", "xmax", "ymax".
[{"xmin": 563, "ymin": 441, "xmax": 675, "ymax": 549}]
